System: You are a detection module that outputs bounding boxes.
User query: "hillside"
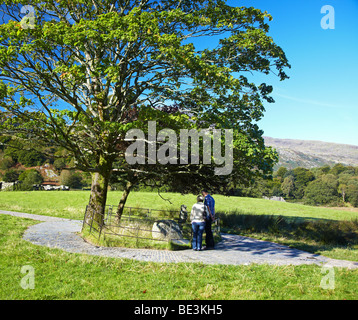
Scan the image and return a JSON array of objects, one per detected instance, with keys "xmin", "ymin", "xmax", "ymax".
[{"xmin": 264, "ymin": 136, "xmax": 358, "ymax": 170}]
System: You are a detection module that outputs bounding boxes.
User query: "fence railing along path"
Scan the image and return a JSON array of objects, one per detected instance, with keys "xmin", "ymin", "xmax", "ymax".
[{"xmin": 83, "ymin": 205, "xmax": 220, "ymax": 247}]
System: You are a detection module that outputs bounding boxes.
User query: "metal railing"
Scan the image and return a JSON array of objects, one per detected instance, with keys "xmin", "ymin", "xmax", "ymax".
[{"xmin": 83, "ymin": 205, "xmax": 220, "ymax": 247}]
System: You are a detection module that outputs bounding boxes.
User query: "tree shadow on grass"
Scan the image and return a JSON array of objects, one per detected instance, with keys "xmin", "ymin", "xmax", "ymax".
[{"xmin": 217, "ymin": 211, "xmax": 358, "ymax": 258}]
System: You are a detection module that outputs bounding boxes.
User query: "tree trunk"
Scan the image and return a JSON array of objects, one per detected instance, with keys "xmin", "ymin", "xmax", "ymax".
[
  {"xmin": 115, "ymin": 180, "xmax": 133, "ymax": 222},
  {"xmin": 83, "ymin": 170, "xmax": 111, "ymax": 232}
]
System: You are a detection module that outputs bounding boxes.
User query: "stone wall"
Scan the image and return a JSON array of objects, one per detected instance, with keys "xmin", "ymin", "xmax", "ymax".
[
  {"xmin": 0, "ymin": 181, "xmax": 15, "ymax": 191},
  {"xmin": 262, "ymin": 196, "xmax": 286, "ymax": 202}
]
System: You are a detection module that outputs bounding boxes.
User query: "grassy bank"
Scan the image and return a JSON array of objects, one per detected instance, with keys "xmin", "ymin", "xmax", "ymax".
[{"xmin": 1, "ymin": 214, "xmax": 357, "ymax": 300}]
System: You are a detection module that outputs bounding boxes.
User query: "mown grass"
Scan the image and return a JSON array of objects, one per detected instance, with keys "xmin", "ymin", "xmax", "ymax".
[
  {"xmin": 0, "ymin": 190, "xmax": 357, "ymax": 221},
  {"xmin": 1, "ymin": 214, "xmax": 357, "ymax": 300}
]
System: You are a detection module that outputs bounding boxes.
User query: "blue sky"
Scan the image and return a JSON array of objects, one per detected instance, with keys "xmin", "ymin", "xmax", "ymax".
[
  {"xmin": 4, "ymin": 1, "xmax": 357, "ymax": 146},
  {"xmin": 225, "ymin": 0, "xmax": 358, "ymax": 146}
]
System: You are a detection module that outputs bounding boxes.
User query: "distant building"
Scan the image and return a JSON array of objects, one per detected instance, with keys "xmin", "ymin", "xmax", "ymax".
[
  {"xmin": 0, "ymin": 181, "xmax": 69, "ymax": 191},
  {"xmin": 0, "ymin": 181, "xmax": 18, "ymax": 191},
  {"xmin": 262, "ymin": 196, "xmax": 286, "ymax": 202},
  {"xmin": 42, "ymin": 182, "xmax": 69, "ymax": 190}
]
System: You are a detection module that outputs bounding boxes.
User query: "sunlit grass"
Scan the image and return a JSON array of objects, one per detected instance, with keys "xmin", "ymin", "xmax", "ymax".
[
  {"xmin": 1, "ymin": 214, "xmax": 357, "ymax": 300},
  {"xmin": 1, "ymin": 190, "xmax": 357, "ymax": 260},
  {"xmin": 0, "ymin": 190, "xmax": 356, "ymax": 221}
]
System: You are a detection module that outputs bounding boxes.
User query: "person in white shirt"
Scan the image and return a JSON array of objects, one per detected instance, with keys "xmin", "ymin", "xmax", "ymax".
[{"xmin": 190, "ymin": 195, "xmax": 206, "ymax": 251}]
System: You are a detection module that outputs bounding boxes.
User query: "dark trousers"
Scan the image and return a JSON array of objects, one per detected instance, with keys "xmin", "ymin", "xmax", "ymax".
[{"xmin": 205, "ymin": 220, "xmax": 215, "ymax": 248}]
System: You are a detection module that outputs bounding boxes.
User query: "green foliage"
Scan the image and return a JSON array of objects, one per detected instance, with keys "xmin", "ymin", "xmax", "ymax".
[
  {"xmin": 0, "ymin": 155, "xmax": 14, "ymax": 170},
  {"xmin": 276, "ymin": 167, "xmax": 287, "ymax": 179},
  {"xmin": 53, "ymin": 158, "xmax": 67, "ymax": 171},
  {"xmin": 0, "ymin": 0, "xmax": 290, "ymax": 217},
  {"xmin": 304, "ymin": 178, "xmax": 339, "ymax": 206},
  {"xmin": 281, "ymin": 176, "xmax": 295, "ymax": 198},
  {"xmin": 18, "ymin": 150, "xmax": 46, "ymax": 167},
  {"xmin": 329, "ymin": 163, "xmax": 347, "ymax": 176},
  {"xmin": 2, "ymin": 168, "xmax": 21, "ymax": 182},
  {"xmin": 60, "ymin": 171, "xmax": 84, "ymax": 189},
  {"xmin": 17, "ymin": 169, "xmax": 44, "ymax": 190},
  {"xmin": 291, "ymin": 167, "xmax": 315, "ymax": 198},
  {"xmin": 4, "ymin": 142, "xmax": 46, "ymax": 167},
  {"xmin": 231, "ymin": 164, "xmax": 358, "ymax": 208},
  {"xmin": 263, "ymin": 177, "xmax": 283, "ymax": 197},
  {"xmin": 346, "ymin": 179, "xmax": 358, "ymax": 207},
  {"xmin": 0, "ymin": 136, "xmax": 11, "ymax": 151}
]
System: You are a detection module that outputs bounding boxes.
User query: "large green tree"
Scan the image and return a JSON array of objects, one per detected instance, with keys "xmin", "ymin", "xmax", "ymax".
[
  {"xmin": 304, "ymin": 174, "xmax": 339, "ymax": 206},
  {"xmin": 292, "ymin": 167, "xmax": 315, "ymax": 199},
  {"xmin": 346, "ymin": 178, "xmax": 358, "ymax": 207},
  {"xmin": 0, "ymin": 0, "xmax": 289, "ymax": 228}
]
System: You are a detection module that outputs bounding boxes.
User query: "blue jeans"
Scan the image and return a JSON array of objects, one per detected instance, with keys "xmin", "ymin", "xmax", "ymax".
[{"xmin": 192, "ymin": 222, "xmax": 206, "ymax": 250}]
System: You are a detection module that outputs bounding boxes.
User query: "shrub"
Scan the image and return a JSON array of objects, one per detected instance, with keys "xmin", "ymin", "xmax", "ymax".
[
  {"xmin": 18, "ymin": 150, "xmax": 46, "ymax": 167},
  {"xmin": 2, "ymin": 169, "xmax": 21, "ymax": 182},
  {"xmin": 346, "ymin": 181, "xmax": 358, "ymax": 207},
  {"xmin": 60, "ymin": 170, "xmax": 84, "ymax": 189},
  {"xmin": 0, "ymin": 156, "xmax": 14, "ymax": 170},
  {"xmin": 53, "ymin": 158, "xmax": 67, "ymax": 171},
  {"xmin": 304, "ymin": 179, "xmax": 339, "ymax": 205},
  {"xmin": 18, "ymin": 169, "xmax": 44, "ymax": 190}
]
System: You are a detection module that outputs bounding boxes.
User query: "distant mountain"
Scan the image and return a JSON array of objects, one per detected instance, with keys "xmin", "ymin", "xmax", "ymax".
[{"xmin": 264, "ymin": 136, "xmax": 358, "ymax": 170}]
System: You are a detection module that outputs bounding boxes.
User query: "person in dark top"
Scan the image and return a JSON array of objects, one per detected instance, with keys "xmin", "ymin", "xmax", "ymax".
[{"xmin": 201, "ymin": 189, "xmax": 215, "ymax": 249}]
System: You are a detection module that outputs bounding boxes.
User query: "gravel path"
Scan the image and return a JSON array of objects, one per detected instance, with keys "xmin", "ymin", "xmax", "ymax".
[{"xmin": 1, "ymin": 209, "xmax": 357, "ymax": 269}]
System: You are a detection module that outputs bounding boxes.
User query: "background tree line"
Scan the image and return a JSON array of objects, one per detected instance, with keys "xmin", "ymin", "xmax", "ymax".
[
  {"xmin": 230, "ymin": 163, "xmax": 358, "ymax": 208},
  {"xmin": 2, "ymin": 137, "xmax": 357, "ymax": 208},
  {"xmin": 0, "ymin": 138, "xmax": 90, "ymax": 190}
]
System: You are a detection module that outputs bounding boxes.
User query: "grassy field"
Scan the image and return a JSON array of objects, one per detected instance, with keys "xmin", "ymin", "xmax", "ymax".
[
  {"xmin": 1, "ymin": 190, "xmax": 357, "ymax": 262},
  {"xmin": 1, "ymin": 214, "xmax": 357, "ymax": 300},
  {"xmin": 0, "ymin": 190, "xmax": 357, "ymax": 221},
  {"xmin": 0, "ymin": 190, "xmax": 357, "ymax": 300}
]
